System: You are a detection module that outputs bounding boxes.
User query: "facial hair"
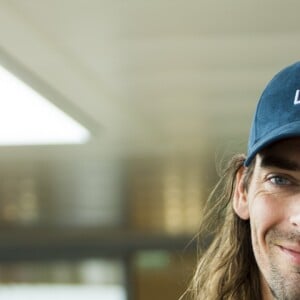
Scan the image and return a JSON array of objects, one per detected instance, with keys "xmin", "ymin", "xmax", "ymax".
[{"xmin": 264, "ymin": 229, "xmax": 300, "ymax": 300}]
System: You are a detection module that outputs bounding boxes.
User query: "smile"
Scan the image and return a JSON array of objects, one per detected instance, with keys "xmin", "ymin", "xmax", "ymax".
[{"xmin": 279, "ymin": 245, "xmax": 300, "ymax": 265}]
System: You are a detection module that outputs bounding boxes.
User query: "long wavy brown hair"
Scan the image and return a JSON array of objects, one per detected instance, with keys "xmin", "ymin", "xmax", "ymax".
[{"xmin": 183, "ymin": 154, "xmax": 261, "ymax": 300}]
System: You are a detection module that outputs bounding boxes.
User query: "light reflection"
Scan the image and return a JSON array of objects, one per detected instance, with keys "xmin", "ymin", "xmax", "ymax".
[
  {"xmin": 0, "ymin": 64, "xmax": 90, "ymax": 145},
  {"xmin": 0, "ymin": 285, "xmax": 125, "ymax": 300},
  {"xmin": 0, "ymin": 259, "xmax": 125, "ymax": 300}
]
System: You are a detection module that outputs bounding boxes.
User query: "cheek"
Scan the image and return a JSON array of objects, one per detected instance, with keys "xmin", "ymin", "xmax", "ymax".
[
  {"xmin": 248, "ymin": 191, "xmax": 284, "ymax": 240},
  {"xmin": 248, "ymin": 194, "xmax": 281, "ymax": 274}
]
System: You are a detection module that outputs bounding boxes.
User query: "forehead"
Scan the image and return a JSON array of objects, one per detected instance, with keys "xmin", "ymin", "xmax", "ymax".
[{"xmin": 257, "ymin": 138, "xmax": 300, "ymax": 167}]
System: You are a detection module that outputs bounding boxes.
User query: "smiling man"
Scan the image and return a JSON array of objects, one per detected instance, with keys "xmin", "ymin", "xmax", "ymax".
[
  {"xmin": 187, "ymin": 62, "xmax": 300, "ymax": 300},
  {"xmin": 235, "ymin": 139, "xmax": 300, "ymax": 300}
]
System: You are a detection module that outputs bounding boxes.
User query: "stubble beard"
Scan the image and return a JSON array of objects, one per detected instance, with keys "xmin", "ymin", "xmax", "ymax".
[
  {"xmin": 264, "ymin": 230, "xmax": 300, "ymax": 300},
  {"xmin": 268, "ymin": 264, "xmax": 300, "ymax": 300}
]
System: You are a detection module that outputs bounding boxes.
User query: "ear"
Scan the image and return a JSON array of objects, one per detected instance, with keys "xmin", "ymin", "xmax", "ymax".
[{"xmin": 232, "ymin": 166, "xmax": 250, "ymax": 220}]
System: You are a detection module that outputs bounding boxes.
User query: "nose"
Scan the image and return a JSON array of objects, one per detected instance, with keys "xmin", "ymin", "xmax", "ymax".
[{"xmin": 290, "ymin": 213, "xmax": 300, "ymax": 227}]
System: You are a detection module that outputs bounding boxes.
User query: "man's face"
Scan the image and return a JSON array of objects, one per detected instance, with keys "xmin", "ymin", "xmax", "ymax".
[{"xmin": 234, "ymin": 138, "xmax": 300, "ymax": 300}]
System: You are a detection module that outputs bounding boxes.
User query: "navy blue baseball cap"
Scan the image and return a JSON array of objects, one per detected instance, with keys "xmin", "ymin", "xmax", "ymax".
[{"xmin": 245, "ymin": 61, "xmax": 300, "ymax": 166}]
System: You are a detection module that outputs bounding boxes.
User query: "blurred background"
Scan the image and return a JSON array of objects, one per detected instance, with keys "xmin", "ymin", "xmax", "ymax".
[{"xmin": 0, "ymin": 1, "xmax": 299, "ymax": 299}]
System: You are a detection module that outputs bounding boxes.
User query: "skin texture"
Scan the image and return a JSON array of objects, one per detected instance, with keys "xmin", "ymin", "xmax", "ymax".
[{"xmin": 234, "ymin": 138, "xmax": 300, "ymax": 300}]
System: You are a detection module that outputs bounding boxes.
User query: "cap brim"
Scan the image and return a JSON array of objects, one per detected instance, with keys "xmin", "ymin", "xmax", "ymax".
[{"xmin": 244, "ymin": 120, "xmax": 300, "ymax": 166}]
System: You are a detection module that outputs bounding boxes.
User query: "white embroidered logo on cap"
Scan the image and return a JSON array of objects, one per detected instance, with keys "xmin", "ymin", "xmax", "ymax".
[{"xmin": 294, "ymin": 90, "xmax": 300, "ymax": 105}]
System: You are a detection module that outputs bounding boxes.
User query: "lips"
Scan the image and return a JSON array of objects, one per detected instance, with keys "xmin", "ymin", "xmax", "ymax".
[{"xmin": 279, "ymin": 245, "xmax": 300, "ymax": 265}]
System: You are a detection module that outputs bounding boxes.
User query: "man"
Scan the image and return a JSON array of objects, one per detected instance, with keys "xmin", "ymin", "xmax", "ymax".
[{"xmin": 187, "ymin": 62, "xmax": 300, "ymax": 299}]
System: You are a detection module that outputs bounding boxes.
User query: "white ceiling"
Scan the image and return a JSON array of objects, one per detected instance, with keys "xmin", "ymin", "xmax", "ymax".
[{"xmin": 0, "ymin": 0, "xmax": 300, "ymax": 160}]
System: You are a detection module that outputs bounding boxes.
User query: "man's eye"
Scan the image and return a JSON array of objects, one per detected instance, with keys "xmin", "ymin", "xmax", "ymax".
[{"xmin": 269, "ymin": 176, "xmax": 291, "ymax": 186}]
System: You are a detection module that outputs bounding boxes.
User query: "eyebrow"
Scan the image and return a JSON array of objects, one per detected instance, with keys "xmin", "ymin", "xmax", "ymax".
[{"xmin": 260, "ymin": 154, "xmax": 300, "ymax": 171}]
